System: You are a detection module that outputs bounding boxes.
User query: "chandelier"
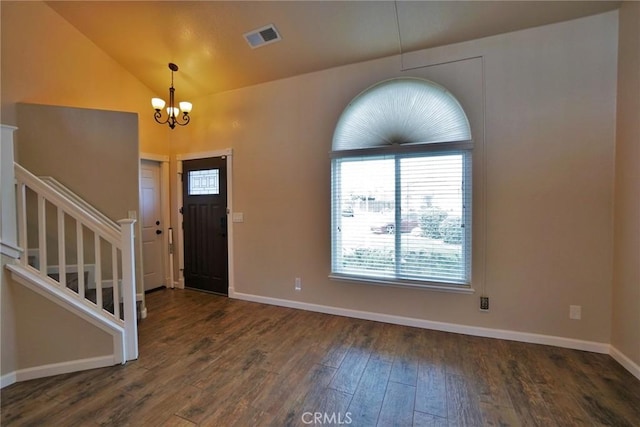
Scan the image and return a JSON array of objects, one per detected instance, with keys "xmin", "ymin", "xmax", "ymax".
[{"xmin": 151, "ymin": 63, "xmax": 192, "ymax": 129}]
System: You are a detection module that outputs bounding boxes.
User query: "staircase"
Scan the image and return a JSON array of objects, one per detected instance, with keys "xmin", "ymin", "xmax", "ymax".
[{"xmin": 2, "ymin": 126, "xmax": 138, "ymax": 367}]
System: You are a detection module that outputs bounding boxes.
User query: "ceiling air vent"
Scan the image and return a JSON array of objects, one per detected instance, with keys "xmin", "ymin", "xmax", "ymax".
[{"xmin": 243, "ymin": 24, "xmax": 282, "ymax": 49}]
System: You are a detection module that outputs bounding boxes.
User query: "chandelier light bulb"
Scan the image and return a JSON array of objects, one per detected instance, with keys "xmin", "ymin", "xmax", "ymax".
[
  {"xmin": 151, "ymin": 98, "xmax": 166, "ymax": 111},
  {"xmin": 166, "ymin": 107, "xmax": 180, "ymax": 117},
  {"xmin": 179, "ymin": 102, "xmax": 193, "ymax": 114}
]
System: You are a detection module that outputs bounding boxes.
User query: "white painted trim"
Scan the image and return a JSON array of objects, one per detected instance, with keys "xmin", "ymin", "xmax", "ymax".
[
  {"xmin": 139, "ymin": 157, "xmax": 171, "ymax": 314},
  {"xmin": 137, "ymin": 291, "xmax": 147, "ymax": 318},
  {"xmin": 161, "ymin": 160, "xmax": 171, "ymax": 289},
  {"xmin": 177, "ymin": 149, "xmax": 233, "ymax": 161},
  {"xmin": 0, "ymin": 372, "xmax": 17, "ymax": 389},
  {"xmin": 1, "ymin": 126, "xmax": 19, "ymax": 257},
  {"xmin": 28, "ymin": 255, "xmax": 98, "ymax": 290},
  {"xmin": 118, "ymin": 219, "xmax": 138, "ymax": 361},
  {"xmin": 0, "ymin": 240, "xmax": 22, "ymax": 259},
  {"xmin": 1, "ymin": 355, "xmax": 116, "ymax": 388},
  {"xmin": 38, "ymin": 176, "xmax": 119, "ymax": 232},
  {"xmin": 176, "ymin": 149, "xmax": 234, "ymax": 294},
  {"xmin": 176, "ymin": 159, "xmax": 184, "ymax": 288},
  {"xmin": 15, "ymin": 164, "xmax": 121, "ymax": 246},
  {"xmin": 610, "ymin": 345, "xmax": 640, "ymax": 381},
  {"xmin": 230, "ymin": 291, "xmax": 611, "ymax": 354},
  {"xmin": 226, "ymin": 154, "xmax": 235, "ymax": 295},
  {"xmin": 140, "ymin": 152, "xmax": 170, "ymax": 163}
]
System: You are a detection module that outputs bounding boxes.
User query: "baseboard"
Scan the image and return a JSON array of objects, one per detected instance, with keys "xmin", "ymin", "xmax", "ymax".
[
  {"xmin": 0, "ymin": 372, "xmax": 17, "ymax": 389},
  {"xmin": 230, "ymin": 291, "xmax": 610, "ymax": 354},
  {"xmin": 610, "ymin": 345, "xmax": 640, "ymax": 380},
  {"xmin": 0, "ymin": 355, "xmax": 116, "ymax": 389}
]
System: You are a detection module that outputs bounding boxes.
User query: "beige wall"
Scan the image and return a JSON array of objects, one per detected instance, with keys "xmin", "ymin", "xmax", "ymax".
[
  {"xmin": 1, "ymin": 255, "xmax": 18, "ymax": 375},
  {"xmin": 13, "ymin": 280, "xmax": 113, "ymax": 368},
  {"xmin": 15, "ymin": 104, "xmax": 139, "ymax": 224},
  {"xmin": 15, "ymin": 102, "xmax": 143, "ymax": 290},
  {"xmin": 173, "ymin": 11, "xmax": 618, "ymax": 344},
  {"xmin": 0, "ymin": 1, "xmax": 169, "ymax": 155},
  {"xmin": 0, "ymin": 0, "xmax": 631, "ymax": 376},
  {"xmin": 612, "ymin": 2, "xmax": 640, "ymax": 366}
]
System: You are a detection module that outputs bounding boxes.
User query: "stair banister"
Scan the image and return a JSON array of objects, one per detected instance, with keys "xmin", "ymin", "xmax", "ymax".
[{"xmin": 13, "ymin": 161, "xmax": 138, "ymax": 363}]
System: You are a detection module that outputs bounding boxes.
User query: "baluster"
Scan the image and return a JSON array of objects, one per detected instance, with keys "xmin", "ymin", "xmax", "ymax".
[
  {"xmin": 94, "ymin": 234, "xmax": 102, "ymax": 310},
  {"xmin": 16, "ymin": 181, "xmax": 27, "ymax": 266},
  {"xmin": 76, "ymin": 220, "xmax": 85, "ymax": 298},
  {"xmin": 112, "ymin": 245, "xmax": 120, "ymax": 320},
  {"xmin": 38, "ymin": 195, "xmax": 47, "ymax": 276},
  {"xmin": 57, "ymin": 207, "xmax": 66, "ymax": 287}
]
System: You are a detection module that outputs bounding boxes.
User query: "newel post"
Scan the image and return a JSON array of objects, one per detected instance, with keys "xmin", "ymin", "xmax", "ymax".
[
  {"xmin": 1, "ymin": 125, "xmax": 21, "ymax": 259},
  {"xmin": 118, "ymin": 218, "xmax": 138, "ymax": 361}
]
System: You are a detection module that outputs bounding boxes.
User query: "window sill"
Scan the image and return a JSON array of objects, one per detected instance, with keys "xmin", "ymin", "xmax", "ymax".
[{"xmin": 329, "ymin": 273, "xmax": 475, "ymax": 294}]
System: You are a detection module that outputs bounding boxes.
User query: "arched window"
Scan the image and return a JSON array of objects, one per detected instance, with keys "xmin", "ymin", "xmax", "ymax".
[{"xmin": 330, "ymin": 77, "xmax": 472, "ymax": 288}]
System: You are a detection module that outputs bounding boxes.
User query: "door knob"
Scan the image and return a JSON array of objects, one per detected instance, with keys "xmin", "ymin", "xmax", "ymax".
[{"xmin": 156, "ymin": 229, "xmax": 163, "ymax": 235}]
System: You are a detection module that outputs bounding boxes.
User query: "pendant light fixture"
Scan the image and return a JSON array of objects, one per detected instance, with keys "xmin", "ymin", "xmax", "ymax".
[{"xmin": 151, "ymin": 63, "xmax": 192, "ymax": 129}]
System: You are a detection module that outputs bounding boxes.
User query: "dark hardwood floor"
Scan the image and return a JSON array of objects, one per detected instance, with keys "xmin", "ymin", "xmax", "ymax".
[{"xmin": 2, "ymin": 289, "xmax": 639, "ymax": 426}]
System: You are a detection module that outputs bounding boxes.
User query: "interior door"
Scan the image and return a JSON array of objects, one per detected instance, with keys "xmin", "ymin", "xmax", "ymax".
[
  {"xmin": 182, "ymin": 157, "xmax": 228, "ymax": 295},
  {"xmin": 140, "ymin": 160, "xmax": 165, "ymax": 291}
]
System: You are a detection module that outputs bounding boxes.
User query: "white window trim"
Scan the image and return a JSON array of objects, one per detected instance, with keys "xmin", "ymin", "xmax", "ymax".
[
  {"xmin": 328, "ymin": 273, "xmax": 475, "ymax": 294},
  {"xmin": 330, "ymin": 146, "xmax": 473, "ymax": 291}
]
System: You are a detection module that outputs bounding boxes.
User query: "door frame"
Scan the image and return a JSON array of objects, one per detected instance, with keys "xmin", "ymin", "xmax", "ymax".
[
  {"xmin": 176, "ymin": 149, "xmax": 234, "ymax": 294},
  {"xmin": 140, "ymin": 153, "xmax": 171, "ymax": 291}
]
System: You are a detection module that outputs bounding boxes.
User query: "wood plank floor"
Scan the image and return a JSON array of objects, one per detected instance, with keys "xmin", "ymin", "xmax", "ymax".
[{"xmin": 2, "ymin": 289, "xmax": 639, "ymax": 426}]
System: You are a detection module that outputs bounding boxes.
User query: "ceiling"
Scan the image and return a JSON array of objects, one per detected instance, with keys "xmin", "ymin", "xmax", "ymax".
[{"xmin": 46, "ymin": 1, "xmax": 620, "ymax": 101}]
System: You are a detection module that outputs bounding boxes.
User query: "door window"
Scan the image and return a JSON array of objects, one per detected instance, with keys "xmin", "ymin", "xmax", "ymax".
[{"xmin": 188, "ymin": 169, "xmax": 219, "ymax": 195}]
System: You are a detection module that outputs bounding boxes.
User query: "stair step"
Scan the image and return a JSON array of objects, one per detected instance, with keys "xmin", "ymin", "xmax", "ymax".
[{"xmin": 46, "ymin": 272, "xmax": 126, "ymax": 319}]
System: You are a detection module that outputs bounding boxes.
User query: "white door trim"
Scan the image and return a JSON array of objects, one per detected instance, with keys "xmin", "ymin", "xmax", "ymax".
[
  {"xmin": 176, "ymin": 149, "xmax": 234, "ymax": 294},
  {"xmin": 140, "ymin": 154, "xmax": 171, "ymax": 291}
]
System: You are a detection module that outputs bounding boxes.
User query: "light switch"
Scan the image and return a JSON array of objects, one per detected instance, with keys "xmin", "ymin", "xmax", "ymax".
[{"xmin": 232, "ymin": 212, "xmax": 244, "ymax": 223}]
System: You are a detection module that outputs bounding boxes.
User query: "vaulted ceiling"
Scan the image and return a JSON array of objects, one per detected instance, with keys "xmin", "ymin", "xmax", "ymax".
[{"xmin": 47, "ymin": 1, "xmax": 620, "ymax": 100}]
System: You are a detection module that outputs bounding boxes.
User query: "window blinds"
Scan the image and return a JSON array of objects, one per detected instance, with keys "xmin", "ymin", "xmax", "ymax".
[{"xmin": 331, "ymin": 151, "xmax": 471, "ymax": 286}]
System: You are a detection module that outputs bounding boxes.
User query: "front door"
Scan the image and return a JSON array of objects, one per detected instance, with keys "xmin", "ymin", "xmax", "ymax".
[
  {"xmin": 140, "ymin": 160, "xmax": 165, "ymax": 291},
  {"xmin": 182, "ymin": 157, "xmax": 228, "ymax": 295}
]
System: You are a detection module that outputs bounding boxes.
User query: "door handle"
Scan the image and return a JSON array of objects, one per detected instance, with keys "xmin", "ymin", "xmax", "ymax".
[{"xmin": 156, "ymin": 229, "xmax": 163, "ymax": 235}]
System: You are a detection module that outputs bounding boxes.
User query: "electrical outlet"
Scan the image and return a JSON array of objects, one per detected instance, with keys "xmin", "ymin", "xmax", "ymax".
[
  {"xmin": 569, "ymin": 305, "xmax": 581, "ymax": 320},
  {"xmin": 295, "ymin": 277, "xmax": 301, "ymax": 291},
  {"xmin": 480, "ymin": 296, "xmax": 489, "ymax": 311}
]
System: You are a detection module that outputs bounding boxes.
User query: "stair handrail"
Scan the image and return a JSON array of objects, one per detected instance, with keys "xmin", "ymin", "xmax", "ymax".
[
  {"xmin": 14, "ymin": 164, "xmax": 121, "ymax": 246},
  {"xmin": 39, "ymin": 175, "xmax": 119, "ymax": 234}
]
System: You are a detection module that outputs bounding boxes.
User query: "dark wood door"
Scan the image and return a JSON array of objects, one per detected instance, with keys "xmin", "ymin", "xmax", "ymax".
[{"xmin": 182, "ymin": 157, "xmax": 228, "ymax": 295}]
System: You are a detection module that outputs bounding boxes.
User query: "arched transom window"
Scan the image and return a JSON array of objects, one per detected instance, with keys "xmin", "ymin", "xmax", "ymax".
[{"xmin": 330, "ymin": 77, "xmax": 473, "ymax": 289}]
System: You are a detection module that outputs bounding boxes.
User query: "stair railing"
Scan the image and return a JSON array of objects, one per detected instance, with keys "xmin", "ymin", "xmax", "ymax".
[{"xmin": 14, "ymin": 162, "xmax": 138, "ymax": 362}]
